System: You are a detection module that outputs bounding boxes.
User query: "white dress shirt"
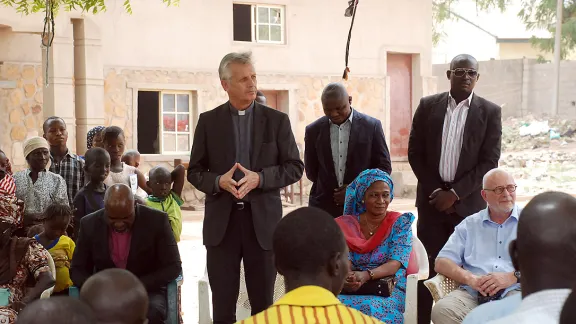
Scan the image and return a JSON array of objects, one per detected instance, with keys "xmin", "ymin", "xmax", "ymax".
[
  {"xmin": 487, "ymin": 289, "xmax": 572, "ymax": 324},
  {"xmin": 330, "ymin": 109, "xmax": 353, "ymax": 187},
  {"xmin": 439, "ymin": 92, "xmax": 473, "ymax": 182}
]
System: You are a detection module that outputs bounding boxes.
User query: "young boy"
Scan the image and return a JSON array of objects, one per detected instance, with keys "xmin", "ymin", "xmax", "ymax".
[
  {"xmin": 145, "ymin": 165, "xmax": 185, "ymax": 242},
  {"xmin": 72, "ymin": 147, "xmax": 110, "ymax": 239},
  {"xmin": 34, "ymin": 203, "xmax": 76, "ymax": 295},
  {"xmin": 43, "ymin": 116, "xmax": 85, "ymax": 207},
  {"xmin": 121, "ymin": 150, "xmax": 141, "ymax": 168}
]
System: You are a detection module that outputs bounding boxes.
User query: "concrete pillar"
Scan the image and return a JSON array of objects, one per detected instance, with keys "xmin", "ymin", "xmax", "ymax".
[
  {"xmin": 520, "ymin": 57, "xmax": 531, "ymax": 117},
  {"xmin": 42, "ymin": 21, "xmax": 77, "ymax": 152},
  {"xmin": 73, "ymin": 18, "xmax": 105, "ymax": 155}
]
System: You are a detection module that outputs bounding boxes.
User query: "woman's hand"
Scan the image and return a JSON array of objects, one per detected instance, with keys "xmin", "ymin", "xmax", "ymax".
[
  {"xmin": 342, "ymin": 271, "xmax": 361, "ymax": 292},
  {"xmin": 354, "ymin": 271, "xmax": 371, "ymax": 286}
]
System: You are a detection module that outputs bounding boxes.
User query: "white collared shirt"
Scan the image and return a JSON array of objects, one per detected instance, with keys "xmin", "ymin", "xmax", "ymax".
[
  {"xmin": 487, "ymin": 289, "xmax": 572, "ymax": 324},
  {"xmin": 439, "ymin": 92, "xmax": 473, "ymax": 182},
  {"xmin": 329, "ymin": 109, "xmax": 354, "ymax": 187}
]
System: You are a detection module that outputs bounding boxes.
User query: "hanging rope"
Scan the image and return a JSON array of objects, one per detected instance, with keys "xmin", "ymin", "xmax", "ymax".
[
  {"xmin": 41, "ymin": 0, "xmax": 56, "ymax": 88},
  {"xmin": 343, "ymin": 0, "xmax": 359, "ymax": 80}
]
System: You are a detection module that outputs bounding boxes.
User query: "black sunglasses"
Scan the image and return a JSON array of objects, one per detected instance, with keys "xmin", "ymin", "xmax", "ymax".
[{"xmin": 450, "ymin": 68, "xmax": 478, "ymax": 78}]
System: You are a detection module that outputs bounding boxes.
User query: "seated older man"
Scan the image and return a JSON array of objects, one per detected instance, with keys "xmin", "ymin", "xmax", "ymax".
[
  {"xmin": 71, "ymin": 184, "xmax": 181, "ymax": 324},
  {"xmin": 431, "ymin": 168, "xmax": 521, "ymax": 324}
]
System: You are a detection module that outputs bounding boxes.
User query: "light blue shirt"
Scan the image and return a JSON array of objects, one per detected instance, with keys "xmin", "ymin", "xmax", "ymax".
[
  {"xmin": 462, "ymin": 293, "xmax": 521, "ymax": 324},
  {"xmin": 329, "ymin": 109, "xmax": 353, "ymax": 187},
  {"xmin": 437, "ymin": 205, "xmax": 521, "ymax": 297}
]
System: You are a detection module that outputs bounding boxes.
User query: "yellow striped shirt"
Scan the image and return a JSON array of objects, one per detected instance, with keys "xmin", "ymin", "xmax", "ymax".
[{"xmin": 237, "ymin": 286, "xmax": 385, "ymax": 324}]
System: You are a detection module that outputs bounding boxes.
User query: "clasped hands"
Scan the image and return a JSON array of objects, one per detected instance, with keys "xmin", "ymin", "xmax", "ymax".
[
  {"xmin": 467, "ymin": 272, "xmax": 517, "ymax": 297},
  {"xmin": 429, "ymin": 189, "xmax": 458, "ymax": 212},
  {"xmin": 218, "ymin": 163, "xmax": 260, "ymax": 199},
  {"xmin": 342, "ymin": 271, "xmax": 370, "ymax": 292}
]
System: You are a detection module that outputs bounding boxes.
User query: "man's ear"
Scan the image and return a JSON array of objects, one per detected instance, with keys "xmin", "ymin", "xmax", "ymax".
[
  {"xmin": 273, "ymin": 254, "xmax": 286, "ymax": 277},
  {"xmin": 509, "ymin": 239, "xmax": 519, "ymax": 271},
  {"xmin": 327, "ymin": 252, "xmax": 341, "ymax": 277},
  {"xmin": 446, "ymin": 70, "xmax": 451, "ymax": 80},
  {"xmin": 476, "ymin": 73, "xmax": 480, "ymax": 82}
]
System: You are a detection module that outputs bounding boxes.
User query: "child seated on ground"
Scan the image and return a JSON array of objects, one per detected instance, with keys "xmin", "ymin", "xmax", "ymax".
[
  {"xmin": 121, "ymin": 150, "xmax": 141, "ymax": 168},
  {"xmin": 73, "ymin": 147, "xmax": 110, "ymax": 239},
  {"xmin": 34, "ymin": 203, "xmax": 75, "ymax": 295},
  {"xmin": 145, "ymin": 165, "xmax": 186, "ymax": 242}
]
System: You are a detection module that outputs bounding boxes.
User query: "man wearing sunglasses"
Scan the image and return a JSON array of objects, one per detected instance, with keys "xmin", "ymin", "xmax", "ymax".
[
  {"xmin": 432, "ymin": 168, "xmax": 520, "ymax": 324},
  {"xmin": 408, "ymin": 54, "xmax": 502, "ymax": 324}
]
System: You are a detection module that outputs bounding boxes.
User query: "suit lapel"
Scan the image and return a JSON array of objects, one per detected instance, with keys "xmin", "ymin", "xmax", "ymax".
[
  {"xmin": 251, "ymin": 103, "xmax": 266, "ymax": 167},
  {"xmin": 219, "ymin": 103, "xmax": 236, "ymax": 165},
  {"xmin": 96, "ymin": 212, "xmax": 113, "ymax": 266},
  {"xmin": 431, "ymin": 94, "xmax": 449, "ymax": 174},
  {"xmin": 126, "ymin": 205, "xmax": 142, "ymax": 270},
  {"xmin": 455, "ymin": 95, "xmax": 483, "ymax": 178},
  {"xmin": 344, "ymin": 110, "xmax": 361, "ymax": 182},
  {"xmin": 318, "ymin": 118, "xmax": 338, "ymax": 186}
]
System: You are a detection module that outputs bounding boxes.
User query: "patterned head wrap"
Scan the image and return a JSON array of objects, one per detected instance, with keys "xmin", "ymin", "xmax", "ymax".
[
  {"xmin": 343, "ymin": 169, "xmax": 394, "ymax": 216},
  {"xmin": 23, "ymin": 137, "xmax": 49, "ymax": 159},
  {"xmin": 87, "ymin": 126, "xmax": 105, "ymax": 150}
]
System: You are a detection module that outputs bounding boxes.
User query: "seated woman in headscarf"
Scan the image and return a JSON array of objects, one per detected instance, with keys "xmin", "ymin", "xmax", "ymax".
[
  {"xmin": 0, "ymin": 149, "xmax": 55, "ymax": 323},
  {"xmin": 336, "ymin": 169, "xmax": 417, "ymax": 324},
  {"xmin": 13, "ymin": 137, "xmax": 69, "ymax": 229}
]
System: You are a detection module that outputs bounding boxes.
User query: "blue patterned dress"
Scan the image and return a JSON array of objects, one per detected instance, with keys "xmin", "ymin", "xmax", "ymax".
[{"xmin": 338, "ymin": 212, "xmax": 415, "ymax": 324}]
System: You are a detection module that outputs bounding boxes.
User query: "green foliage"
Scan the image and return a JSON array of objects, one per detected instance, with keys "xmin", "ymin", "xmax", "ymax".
[
  {"xmin": 433, "ymin": 0, "xmax": 576, "ymax": 57},
  {"xmin": 0, "ymin": 0, "xmax": 178, "ymax": 15}
]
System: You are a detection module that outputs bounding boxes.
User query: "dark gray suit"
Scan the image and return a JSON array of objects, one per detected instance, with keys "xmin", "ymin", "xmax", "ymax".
[
  {"xmin": 188, "ymin": 101, "xmax": 303, "ymax": 324},
  {"xmin": 408, "ymin": 91, "xmax": 502, "ymax": 324}
]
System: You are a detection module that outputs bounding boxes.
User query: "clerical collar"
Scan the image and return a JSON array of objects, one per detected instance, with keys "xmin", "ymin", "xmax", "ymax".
[{"xmin": 229, "ymin": 101, "xmax": 255, "ymax": 116}]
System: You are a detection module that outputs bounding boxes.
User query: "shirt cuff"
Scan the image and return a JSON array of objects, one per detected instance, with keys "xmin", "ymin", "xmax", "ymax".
[
  {"xmin": 214, "ymin": 176, "xmax": 221, "ymax": 193},
  {"xmin": 258, "ymin": 172, "xmax": 264, "ymax": 188},
  {"xmin": 450, "ymin": 188, "xmax": 460, "ymax": 200}
]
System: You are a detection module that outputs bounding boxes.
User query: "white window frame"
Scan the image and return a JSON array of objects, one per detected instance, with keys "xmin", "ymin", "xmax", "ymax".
[
  {"xmin": 251, "ymin": 4, "xmax": 285, "ymax": 44},
  {"xmin": 159, "ymin": 91, "xmax": 193, "ymax": 155}
]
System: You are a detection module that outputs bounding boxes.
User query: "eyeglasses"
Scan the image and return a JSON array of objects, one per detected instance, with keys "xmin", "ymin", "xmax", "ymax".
[
  {"xmin": 450, "ymin": 68, "xmax": 478, "ymax": 78},
  {"xmin": 484, "ymin": 185, "xmax": 517, "ymax": 195}
]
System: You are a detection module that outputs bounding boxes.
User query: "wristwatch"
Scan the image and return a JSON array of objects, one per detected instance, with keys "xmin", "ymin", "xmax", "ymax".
[{"xmin": 514, "ymin": 271, "xmax": 521, "ymax": 282}]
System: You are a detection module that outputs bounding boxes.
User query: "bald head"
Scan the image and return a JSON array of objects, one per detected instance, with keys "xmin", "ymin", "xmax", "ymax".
[
  {"xmin": 105, "ymin": 184, "xmax": 135, "ymax": 232},
  {"xmin": 512, "ymin": 191, "xmax": 576, "ymax": 295},
  {"xmin": 481, "ymin": 168, "xmax": 516, "ymax": 215},
  {"xmin": 16, "ymin": 296, "xmax": 96, "ymax": 324},
  {"xmin": 450, "ymin": 54, "xmax": 478, "ymax": 70},
  {"xmin": 80, "ymin": 269, "xmax": 148, "ymax": 324}
]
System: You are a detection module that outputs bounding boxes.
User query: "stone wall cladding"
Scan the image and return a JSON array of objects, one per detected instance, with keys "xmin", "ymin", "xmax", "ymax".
[
  {"xmin": 103, "ymin": 67, "xmax": 387, "ymax": 207},
  {"xmin": 0, "ymin": 63, "xmax": 44, "ymax": 170}
]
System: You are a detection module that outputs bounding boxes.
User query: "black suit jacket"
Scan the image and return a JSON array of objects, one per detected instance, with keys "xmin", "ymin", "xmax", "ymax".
[
  {"xmin": 187, "ymin": 102, "xmax": 304, "ymax": 250},
  {"xmin": 304, "ymin": 109, "xmax": 392, "ymax": 217},
  {"xmin": 408, "ymin": 92, "xmax": 502, "ymax": 218},
  {"xmin": 70, "ymin": 205, "xmax": 182, "ymax": 293}
]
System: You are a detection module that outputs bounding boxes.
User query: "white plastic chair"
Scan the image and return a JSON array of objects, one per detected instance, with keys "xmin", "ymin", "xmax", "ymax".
[
  {"xmin": 40, "ymin": 250, "xmax": 56, "ymax": 299},
  {"xmin": 198, "ymin": 235, "xmax": 429, "ymax": 324},
  {"xmin": 423, "ymin": 274, "xmax": 461, "ymax": 302}
]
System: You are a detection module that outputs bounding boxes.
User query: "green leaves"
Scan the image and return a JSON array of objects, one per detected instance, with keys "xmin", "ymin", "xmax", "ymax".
[{"xmin": 0, "ymin": 0, "xmax": 179, "ymax": 15}]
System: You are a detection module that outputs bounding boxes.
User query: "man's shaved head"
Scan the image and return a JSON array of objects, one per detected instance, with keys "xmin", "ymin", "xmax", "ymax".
[
  {"xmin": 511, "ymin": 191, "xmax": 576, "ymax": 296},
  {"xmin": 105, "ymin": 184, "xmax": 136, "ymax": 232},
  {"xmin": 321, "ymin": 82, "xmax": 349, "ymax": 104},
  {"xmin": 16, "ymin": 296, "xmax": 96, "ymax": 324},
  {"xmin": 450, "ymin": 54, "xmax": 478, "ymax": 70},
  {"xmin": 80, "ymin": 269, "xmax": 148, "ymax": 324}
]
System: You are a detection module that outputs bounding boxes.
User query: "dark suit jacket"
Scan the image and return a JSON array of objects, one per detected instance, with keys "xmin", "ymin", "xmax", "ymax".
[
  {"xmin": 187, "ymin": 102, "xmax": 304, "ymax": 250},
  {"xmin": 304, "ymin": 109, "xmax": 392, "ymax": 217},
  {"xmin": 408, "ymin": 92, "xmax": 502, "ymax": 218},
  {"xmin": 70, "ymin": 205, "xmax": 182, "ymax": 293}
]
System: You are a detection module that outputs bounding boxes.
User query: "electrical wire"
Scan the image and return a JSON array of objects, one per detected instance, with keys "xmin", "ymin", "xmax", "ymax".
[
  {"xmin": 343, "ymin": 0, "xmax": 359, "ymax": 80},
  {"xmin": 41, "ymin": 0, "xmax": 55, "ymax": 87}
]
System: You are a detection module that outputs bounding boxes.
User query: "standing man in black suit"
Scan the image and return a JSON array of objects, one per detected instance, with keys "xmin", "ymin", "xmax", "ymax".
[
  {"xmin": 408, "ymin": 54, "xmax": 502, "ymax": 324},
  {"xmin": 70, "ymin": 184, "xmax": 182, "ymax": 324},
  {"xmin": 187, "ymin": 51, "xmax": 304, "ymax": 324},
  {"xmin": 304, "ymin": 83, "xmax": 391, "ymax": 217}
]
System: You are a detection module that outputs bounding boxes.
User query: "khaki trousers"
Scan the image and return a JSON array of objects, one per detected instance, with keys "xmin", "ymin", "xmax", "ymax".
[{"xmin": 431, "ymin": 288, "xmax": 521, "ymax": 324}]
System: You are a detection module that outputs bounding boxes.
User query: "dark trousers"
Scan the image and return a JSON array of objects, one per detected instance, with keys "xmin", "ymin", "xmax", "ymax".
[
  {"xmin": 207, "ymin": 204, "xmax": 276, "ymax": 324},
  {"xmin": 416, "ymin": 205, "xmax": 464, "ymax": 324},
  {"xmin": 147, "ymin": 291, "xmax": 167, "ymax": 324}
]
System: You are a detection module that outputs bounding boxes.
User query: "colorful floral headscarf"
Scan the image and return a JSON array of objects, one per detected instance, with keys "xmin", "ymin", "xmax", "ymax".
[
  {"xmin": 87, "ymin": 126, "xmax": 105, "ymax": 150},
  {"xmin": 343, "ymin": 169, "xmax": 394, "ymax": 216}
]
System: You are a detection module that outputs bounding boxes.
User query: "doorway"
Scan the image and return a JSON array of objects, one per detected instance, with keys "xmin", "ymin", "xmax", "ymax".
[{"xmin": 387, "ymin": 53, "xmax": 413, "ymax": 158}]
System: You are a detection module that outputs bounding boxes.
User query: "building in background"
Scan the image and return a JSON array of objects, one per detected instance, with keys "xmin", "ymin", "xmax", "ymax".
[{"xmin": 0, "ymin": 0, "xmax": 435, "ymax": 204}]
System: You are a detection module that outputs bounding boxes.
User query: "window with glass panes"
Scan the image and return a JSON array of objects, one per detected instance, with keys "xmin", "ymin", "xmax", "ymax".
[
  {"xmin": 161, "ymin": 92, "xmax": 192, "ymax": 154},
  {"xmin": 254, "ymin": 5, "xmax": 284, "ymax": 43}
]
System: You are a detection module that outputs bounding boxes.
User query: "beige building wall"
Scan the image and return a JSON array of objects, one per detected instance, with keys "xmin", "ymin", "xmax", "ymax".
[
  {"xmin": 498, "ymin": 42, "xmax": 552, "ymax": 60},
  {"xmin": 0, "ymin": 0, "xmax": 435, "ymax": 204}
]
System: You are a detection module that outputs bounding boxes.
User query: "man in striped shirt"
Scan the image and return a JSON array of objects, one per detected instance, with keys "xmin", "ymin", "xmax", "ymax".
[
  {"xmin": 408, "ymin": 54, "xmax": 502, "ymax": 324},
  {"xmin": 237, "ymin": 207, "xmax": 383, "ymax": 324}
]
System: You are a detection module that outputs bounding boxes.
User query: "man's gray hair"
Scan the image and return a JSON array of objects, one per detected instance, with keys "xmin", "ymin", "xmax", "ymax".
[{"xmin": 218, "ymin": 51, "xmax": 254, "ymax": 81}]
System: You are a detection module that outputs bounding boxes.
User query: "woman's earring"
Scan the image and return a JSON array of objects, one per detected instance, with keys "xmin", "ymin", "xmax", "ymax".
[{"xmin": 361, "ymin": 200, "xmax": 365, "ymax": 204}]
